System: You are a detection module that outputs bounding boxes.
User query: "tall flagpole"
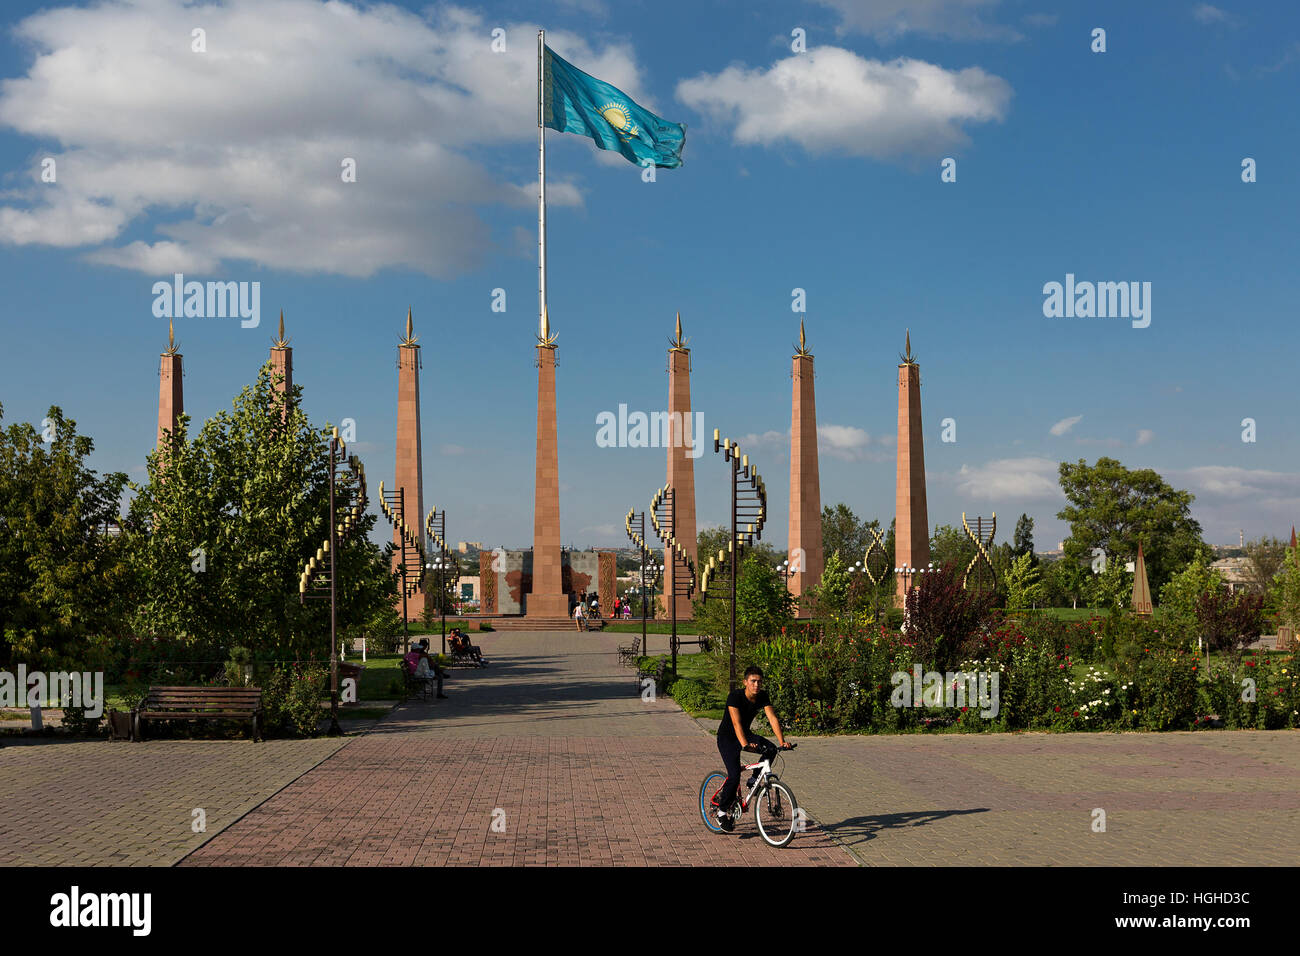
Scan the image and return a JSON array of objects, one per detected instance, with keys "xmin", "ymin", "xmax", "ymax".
[{"xmin": 537, "ymin": 29, "xmax": 547, "ymax": 339}]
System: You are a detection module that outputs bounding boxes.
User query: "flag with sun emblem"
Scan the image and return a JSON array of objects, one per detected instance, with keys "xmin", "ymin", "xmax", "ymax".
[{"xmin": 542, "ymin": 46, "xmax": 685, "ymax": 168}]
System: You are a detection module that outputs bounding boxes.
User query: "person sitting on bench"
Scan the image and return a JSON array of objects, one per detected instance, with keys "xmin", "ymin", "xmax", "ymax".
[
  {"xmin": 406, "ymin": 641, "xmax": 448, "ymax": 698},
  {"xmin": 450, "ymin": 628, "xmax": 488, "ymax": 666}
]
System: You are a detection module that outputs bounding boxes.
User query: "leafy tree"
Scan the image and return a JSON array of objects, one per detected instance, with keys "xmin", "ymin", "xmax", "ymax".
[
  {"xmin": 928, "ymin": 524, "xmax": 970, "ymax": 573},
  {"xmin": 1159, "ymin": 554, "xmax": 1225, "ymax": 643},
  {"xmin": 126, "ymin": 364, "xmax": 396, "ymax": 670},
  {"xmin": 1013, "ymin": 513, "xmax": 1037, "ymax": 567},
  {"xmin": 1004, "ymin": 552, "xmax": 1045, "ymax": 611},
  {"xmin": 804, "ymin": 551, "xmax": 853, "ymax": 625},
  {"xmin": 697, "ymin": 527, "xmax": 780, "ymax": 570},
  {"xmin": 1043, "ymin": 558, "xmax": 1088, "ymax": 609},
  {"xmin": 1195, "ymin": 590, "xmax": 1264, "ymax": 663},
  {"xmin": 1057, "ymin": 457, "xmax": 1204, "ymax": 596},
  {"xmin": 821, "ymin": 503, "xmax": 870, "ymax": 563},
  {"xmin": 0, "ymin": 404, "xmax": 133, "ymax": 669},
  {"xmin": 1084, "ymin": 554, "xmax": 1133, "ymax": 612},
  {"xmin": 903, "ymin": 561, "xmax": 995, "ymax": 672},
  {"xmin": 1274, "ymin": 545, "xmax": 1300, "ymax": 631},
  {"xmin": 693, "ymin": 551, "xmax": 793, "ymax": 649}
]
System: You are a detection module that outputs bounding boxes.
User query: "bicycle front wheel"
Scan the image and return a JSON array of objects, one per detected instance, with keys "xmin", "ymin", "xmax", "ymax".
[
  {"xmin": 699, "ymin": 772, "xmax": 728, "ymax": 833},
  {"xmin": 754, "ymin": 780, "xmax": 799, "ymax": 847}
]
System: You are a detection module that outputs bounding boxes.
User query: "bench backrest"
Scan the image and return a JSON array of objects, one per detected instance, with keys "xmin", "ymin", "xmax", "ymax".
[{"xmin": 143, "ymin": 686, "xmax": 263, "ymax": 712}]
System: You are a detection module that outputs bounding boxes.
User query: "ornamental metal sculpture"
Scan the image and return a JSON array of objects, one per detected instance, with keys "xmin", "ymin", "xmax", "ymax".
[
  {"xmin": 651, "ymin": 482, "xmax": 699, "ymax": 674},
  {"xmin": 961, "ymin": 511, "xmax": 997, "ymax": 593},
  {"xmin": 860, "ymin": 525, "xmax": 891, "ymax": 623},
  {"xmin": 701, "ymin": 429, "xmax": 768, "ymax": 689},
  {"xmin": 379, "ymin": 479, "xmax": 426, "ymax": 650},
  {"xmin": 625, "ymin": 507, "xmax": 657, "ymax": 659},
  {"xmin": 299, "ymin": 427, "xmax": 368, "ymax": 735},
  {"xmin": 426, "ymin": 507, "xmax": 460, "ymax": 654}
]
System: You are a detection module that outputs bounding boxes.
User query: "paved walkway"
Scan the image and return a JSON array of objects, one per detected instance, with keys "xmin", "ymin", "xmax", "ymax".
[
  {"xmin": 182, "ymin": 634, "xmax": 849, "ymax": 866},
  {"xmin": 5, "ymin": 632, "xmax": 1296, "ymax": 866}
]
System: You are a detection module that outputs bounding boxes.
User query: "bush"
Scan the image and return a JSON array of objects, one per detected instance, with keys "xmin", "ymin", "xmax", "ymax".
[
  {"xmin": 904, "ymin": 562, "xmax": 995, "ymax": 673},
  {"xmin": 670, "ymin": 678, "xmax": 708, "ymax": 712},
  {"xmin": 260, "ymin": 662, "xmax": 329, "ymax": 736},
  {"xmin": 61, "ymin": 703, "xmax": 104, "ymax": 736},
  {"xmin": 1195, "ymin": 590, "xmax": 1264, "ymax": 662}
]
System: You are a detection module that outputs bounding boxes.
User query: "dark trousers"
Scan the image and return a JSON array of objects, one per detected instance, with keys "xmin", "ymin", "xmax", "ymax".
[{"xmin": 716, "ymin": 733, "xmax": 773, "ymax": 811}]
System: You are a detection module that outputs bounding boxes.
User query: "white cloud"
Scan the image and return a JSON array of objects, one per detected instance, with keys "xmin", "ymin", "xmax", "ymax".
[
  {"xmin": 818, "ymin": 423, "xmax": 871, "ymax": 460},
  {"xmin": 0, "ymin": 1, "xmax": 650, "ymax": 277},
  {"xmin": 677, "ymin": 47, "xmax": 1011, "ymax": 161},
  {"xmin": 1192, "ymin": 4, "xmax": 1232, "ymax": 25},
  {"xmin": 952, "ymin": 457, "xmax": 1062, "ymax": 501},
  {"xmin": 440, "ymin": 444, "xmax": 468, "ymax": 456},
  {"xmin": 1136, "ymin": 429, "xmax": 1155, "ymax": 446},
  {"xmin": 814, "ymin": 0, "xmax": 1021, "ymax": 42},
  {"xmin": 1049, "ymin": 415, "xmax": 1082, "ymax": 436}
]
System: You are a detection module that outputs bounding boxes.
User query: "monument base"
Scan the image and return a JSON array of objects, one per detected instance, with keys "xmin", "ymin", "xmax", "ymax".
[{"xmin": 526, "ymin": 593, "xmax": 570, "ymax": 619}]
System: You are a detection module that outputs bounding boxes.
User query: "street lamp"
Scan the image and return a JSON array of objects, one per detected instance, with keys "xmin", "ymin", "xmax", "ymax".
[{"xmin": 427, "ymin": 554, "xmax": 453, "ymax": 654}]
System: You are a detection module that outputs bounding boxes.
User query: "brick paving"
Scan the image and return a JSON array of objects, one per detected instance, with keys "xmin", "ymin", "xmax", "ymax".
[
  {"xmin": 713, "ymin": 721, "xmax": 1300, "ymax": 866},
  {"xmin": 5, "ymin": 631, "xmax": 1297, "ymax": 867},
  {"xmin": 0, "ymin": 737, "xmax": 346, "ymax": 866},
  {"xmin": 182, "ymin": 633, "xmax": 849, "ymax": 866}
]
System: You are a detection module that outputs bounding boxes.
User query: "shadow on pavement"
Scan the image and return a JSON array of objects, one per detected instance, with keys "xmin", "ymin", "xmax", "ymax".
[{"xmin": 817, "ymin": 807, "xmax": 991, "ymax": 847}]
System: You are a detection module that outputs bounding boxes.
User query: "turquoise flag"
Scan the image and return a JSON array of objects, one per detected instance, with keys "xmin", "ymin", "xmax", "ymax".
[{"xmin": 542, "ymin": 46, "xmax": 686, "ymax": 169}]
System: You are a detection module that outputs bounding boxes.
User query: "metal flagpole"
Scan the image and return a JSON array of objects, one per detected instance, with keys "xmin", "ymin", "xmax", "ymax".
[{"xmin": 537, "ymin": 29, "xmax": 547, "ymax": 338}]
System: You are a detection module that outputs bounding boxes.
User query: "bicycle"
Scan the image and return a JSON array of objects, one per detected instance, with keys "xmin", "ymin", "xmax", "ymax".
[{"xmin": 699, "ymin": 742, "xmax": 800, "ymax": 847}]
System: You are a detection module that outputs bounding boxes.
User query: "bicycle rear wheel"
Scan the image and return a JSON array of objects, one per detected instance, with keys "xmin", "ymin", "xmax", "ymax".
[
  {"xmin": 699, "ymin": 772, "xmax": 728, "ymax": 833},
  {"xmin": 754, "ymin": 780, "xmax": 799, "ymax": 847}
]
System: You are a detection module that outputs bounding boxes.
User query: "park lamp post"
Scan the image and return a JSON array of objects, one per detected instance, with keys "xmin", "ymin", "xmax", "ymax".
[
  {"xmin": 427, "ymin": 554, "xmax": 453, "ymax": 655},
  {"xmin": 895, "ymin": 562, "xmax": 935, "ymax": 628}
]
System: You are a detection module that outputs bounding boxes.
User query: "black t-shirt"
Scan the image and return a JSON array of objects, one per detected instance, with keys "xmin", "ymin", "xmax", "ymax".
[{"xmin": 717, "ymin": 688, "xmax": 770, "ymax": 744}]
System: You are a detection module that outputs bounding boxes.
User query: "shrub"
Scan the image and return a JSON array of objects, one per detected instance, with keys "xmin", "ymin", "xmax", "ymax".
[
  {"xmin": 904, "ymin": 562, "xmax": 995, "ymax": 673},
  {"xmin": 670, "ymin": 678, "xmax": 708, "ymax": 712},
  {"xmin": 61, "ymin": 703, "xmax": 104, "ymax": 736},
  {"xmin": 260, "ymin": 662, "xmax": 328, "ymax": 736},
  {"xmin": 1195, "ymin": 590, "xmax": 1264, "ymax": 663}
]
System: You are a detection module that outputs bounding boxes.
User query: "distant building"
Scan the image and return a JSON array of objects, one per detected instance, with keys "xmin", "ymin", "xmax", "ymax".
[
  {"xmin": 457, "ymin": 541, "xmax": 486, "ymax": 553},
  {"xmin": 1209, "ymin": 557, "xmax": 1255, "ymax": 593}
]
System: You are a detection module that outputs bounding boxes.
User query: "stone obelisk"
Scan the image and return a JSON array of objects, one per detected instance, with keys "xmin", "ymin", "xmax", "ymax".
[
  {"xmin": 895, "ymin": 330, "xmax": 930, "ymax": 607},
  {"xmin": 157, "ymin": 317, "xmax": 183, "ymax": 453},
  {"xmin": 269, "ymin": 309, "xmax": 292, "ymax": 420},
  {"xmin": 788, "ymin": 320, "xmax": 823, "ymax": 614},
  {"xmin": 394, "ymin": 308, "xmax": 425, "ymax": 621},
  {"xmin": 527, "ymin": 308, "xmax": 569, "ymax": 618},
  {"xmin": 665, "ymin": 314, "xmax": 698, "ymax": 620}
]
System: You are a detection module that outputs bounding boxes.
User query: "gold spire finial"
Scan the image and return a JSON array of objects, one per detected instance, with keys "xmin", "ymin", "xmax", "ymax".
[
  {"xmin": 399, "ymin": 306, "xmax": 419, "ymax": 347},
  {"xmin": 537, "ymin": 305, "xmax": 557, "ymax": 348},
  {"xmin": 794, "ymin": 317, "xmax": 812, "ymax": 357},
  {"xmin": 271, "ymin": 309, "xmax": 291, "ymax": 349},
  {"xmin": 162, "ymin": 316, "xmax": 179, "ymax": 355},
  {"xmin": 900, "ymin": 328, "xmax": 917, "ymax": 365},
  {"xmin": 669, "ymin": 311, "xmax": 690, "ymax": 351}
]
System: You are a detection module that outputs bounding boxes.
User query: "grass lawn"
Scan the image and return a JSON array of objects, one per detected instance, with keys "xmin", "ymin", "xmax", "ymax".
[
  {"xmin": 636, "ymin": 650, "xmax": 726, "ymax": 719},
  {"xmin": 600, "ymin": 620, "xmax": 702, "ymax": 635}
]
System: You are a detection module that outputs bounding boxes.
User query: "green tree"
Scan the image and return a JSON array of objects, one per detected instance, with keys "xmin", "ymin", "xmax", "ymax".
[
  {"xmin": 1243, "ymin": 536, "xmax": 1287, "ymax": 594},
  {"xmin": 1057, "ymin": 457, "xmax": 1204, "ymax": 596},
  {"xmin": 126, "ymin": 364, "xmax": 395, "ymax": 668},
  {"xmin": 1159, "ymin": 553, "xmax": 1225, "ymax": 644},
  {"xmin": 0, "ymin": 404, "xmax": 133, "ymax": 669},
  {"xmin": 1277, "ymin": 545, "xmax": 1300, "ymax": 631},
  {"xmin": 1004, "ymin": 551, "xmax": 1045, "ymax": 611},
  {"xmin": 929, "ymin": 523, "xmax": 970, "ymax": 573},
  {"xmin": 693, "ymin": 551, "xmax": 793, "ymax": 648},
  {"xmin": 1084, "ymin": 555, "xmax": 1133, "ymax": 612},
  {"xmin": 821, "ymin": 503, "xmax": 871, "ymax": 564},
  {"xmin": 1043, "ymin": 558, "xmax": 1088, "ymax": 609},
  {"xmin": 805, "ymin": 551, "xmax": 852, "ymax": 624},
  {"xmin": 1013, "ymin": 513, "xmax": 1037, "ymax": 567}
]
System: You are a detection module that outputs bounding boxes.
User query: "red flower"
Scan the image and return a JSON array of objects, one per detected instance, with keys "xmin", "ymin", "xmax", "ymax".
[
  {"xmin": 1054, "ymin": 706, "xmax": 1060, "ymax": 712},
  {"xmin": 1073, "ymin": 711, "xmax": 1079, "ymax": 717}
]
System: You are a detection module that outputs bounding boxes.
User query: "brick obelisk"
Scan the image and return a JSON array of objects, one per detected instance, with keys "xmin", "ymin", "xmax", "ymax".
[
  {"xmin": 269, "ymin": 309, "xmax": 292, "ymax": 420},
  {"xmin": 394, "ymin": 308, "xmax": 425, "ymax": 621},
  {"xmin": 664, "ymin": 313, "xmax": 697, "ymax": 620},
  {"xmin": 788, "ymin": 320, "xmax": 823, "ymax": 614},
  {"xmin": 157, "ymin": 317, "xmax": 183, "ymax": 453},
  {"xmin": 895, "ymin": 330, "xmax": 930, "ymax": 607},
  {"xmin": 527, "ymin": 308, "xmax": 569, "ymax": 618}
]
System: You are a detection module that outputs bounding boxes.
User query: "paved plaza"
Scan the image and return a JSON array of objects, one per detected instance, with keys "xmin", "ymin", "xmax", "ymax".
[{"xmin": 1, "ymin": 630, "xmax": 1297, "ymax": 866}]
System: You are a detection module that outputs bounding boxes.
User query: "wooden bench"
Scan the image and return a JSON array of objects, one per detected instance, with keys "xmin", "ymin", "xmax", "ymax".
[
  {"xmin": 396, "ymin": 660, "xmax": 437, "ymax": 700},
  {"xmin": 132, "ymin": 686, "xmax": 264, "ymax": 742}
]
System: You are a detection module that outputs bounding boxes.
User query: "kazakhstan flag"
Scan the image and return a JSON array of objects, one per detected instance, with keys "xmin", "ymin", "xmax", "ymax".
[{"xmin": 542, "ymin": 46, "xmax": 686, "ymax": 169}]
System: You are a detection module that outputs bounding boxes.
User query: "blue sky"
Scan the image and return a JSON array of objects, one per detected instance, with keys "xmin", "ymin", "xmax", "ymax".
[{"xmin": 0, "ymin": 0, "xmax": 1297, "ymax": 556}]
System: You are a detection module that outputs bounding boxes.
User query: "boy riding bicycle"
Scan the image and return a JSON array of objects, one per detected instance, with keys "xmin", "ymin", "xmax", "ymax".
[{"xmin": 714, "ymin": 665, "xmax": 792, "ymax": 831}]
